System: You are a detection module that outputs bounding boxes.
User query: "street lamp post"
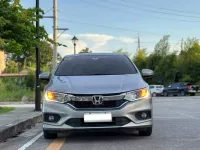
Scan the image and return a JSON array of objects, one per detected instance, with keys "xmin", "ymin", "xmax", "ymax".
[
  {"xmin": 35, "ymin": 0, "xmax": 41, "ymax": 111},
  {"xmin": 71, "ymin": 36, "xmax": 78, "ymax": 54}
]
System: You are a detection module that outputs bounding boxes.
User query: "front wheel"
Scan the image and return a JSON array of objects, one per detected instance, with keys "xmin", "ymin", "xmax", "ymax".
[
  {"xmin": 163, "ymin": 91, "xmax": 168, "ymax": 97},
  {"xmin": 152, "ymin": 93, "xmax": 156, "ymax": 97},
  {"xmin": 43, "ymin": 130, "xmax": 57, "ymax": 139},
  {"xmin": 139, "ymin": 127, "xmax": 152, "ymax": 136},
  {"xmin": 180, "ymin": 91, "xmax": 186, "ymax": 96}
]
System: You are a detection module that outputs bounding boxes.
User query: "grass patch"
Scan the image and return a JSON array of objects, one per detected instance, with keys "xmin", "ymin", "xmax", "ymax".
[
  {"xmin": 0, "ymin": 77, "xmax": 34, "ymax": 102},
  {"xmin": 0, "ymin": 90, "xmax": 34, "ymax": 102},
  {"xmin": 196, "ymin": 93, "xmax": 200, "ymax": 96},
  {"xmin": 0, "ymin": 68, "xmax": 46, "ymax": 102},
  {"xmin": 0, "ymin": 107, "xmax": 14, "ymax": 114}
]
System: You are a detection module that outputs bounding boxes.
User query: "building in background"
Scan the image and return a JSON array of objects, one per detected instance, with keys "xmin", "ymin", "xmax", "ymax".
[{"xmin": 0, "ymin": 51, "xmax": 5, "ymax": 74}]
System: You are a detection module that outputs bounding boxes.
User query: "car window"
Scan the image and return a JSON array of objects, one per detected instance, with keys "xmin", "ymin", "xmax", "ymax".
[
  {"xmin": 158, "ymin": 85, "xmax": 164, "ymax": 88},
  {"xmin": 55, "ymin": 55, "xmax": 138, "ymax": 76},
  {"xmin": 171, "ymin": 83, "xmax": 180, "ymax": 87},
  {"xmin": 150, "ymin": 86, "xmax": 154, "ymax": 89}
]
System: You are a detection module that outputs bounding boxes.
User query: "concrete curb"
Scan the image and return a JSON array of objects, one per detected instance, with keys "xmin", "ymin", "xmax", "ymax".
[
  {"xmin": 0, "ymin": 114, "xmax": 42, "ymax": 143},
  {"xmin": 0, "ymin": 102, "xmax": 34, "ymax": 105}
]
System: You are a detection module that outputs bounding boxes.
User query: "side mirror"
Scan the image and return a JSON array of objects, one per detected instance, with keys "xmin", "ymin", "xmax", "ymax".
[
  {"xmin": 141, "ymin": 69, "xmax": 154, "ymax": 77},
  {"xmin": 39, "ymin": 72, "xmax": 50, "ymax": 81}
]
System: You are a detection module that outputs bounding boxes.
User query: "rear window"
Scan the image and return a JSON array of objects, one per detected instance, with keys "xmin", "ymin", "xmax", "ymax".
[{"xmin": 55, "ymin": 55, "xmax": 137, "ymax": 76}]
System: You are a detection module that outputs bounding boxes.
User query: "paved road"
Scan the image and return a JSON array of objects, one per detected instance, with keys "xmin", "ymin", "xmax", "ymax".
[{"xmin": 0, "ymin": 96, "xmax": 200, "ymax": 150}]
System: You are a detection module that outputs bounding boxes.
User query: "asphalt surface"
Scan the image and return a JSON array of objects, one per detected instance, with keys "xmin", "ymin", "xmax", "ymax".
[{"xmin": 0, "ymin": 96, "xmax": 200, "ymax": 150}]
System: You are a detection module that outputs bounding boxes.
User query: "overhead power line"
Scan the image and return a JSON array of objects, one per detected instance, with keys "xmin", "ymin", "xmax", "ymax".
[
  {"xmin": 44, "ymin": 7, "xmax": 53, "ymax": 14},
  {"xmin": 58, "ymin": 18, "xmax": 163, "ymax": 36},
  {"xmin": 81, "ymin": 0, "xmax": 200, "ymax": 23},
  {"xmin": 121, "ymin": 0, "xmax": 200, "ymax": 15},
  {"xmin": 98, "ymin": 0, "xmax": 200, "ymax": 19}
]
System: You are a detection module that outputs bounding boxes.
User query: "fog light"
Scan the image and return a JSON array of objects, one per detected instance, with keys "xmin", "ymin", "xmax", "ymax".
[
  {"xmin": 44, "ymin": 113, "xmax": 61, "ymax": 123},
  {"xmin": 141, "ymin": 112, "xmax": 147, "ymax": 119},
  {"xmin": 135, "ymin": 111, "xmax": 151, "ymax": 120},
  {"xmin": 49, "ymin": 116, "xmax": 55, "ymax": 121}
]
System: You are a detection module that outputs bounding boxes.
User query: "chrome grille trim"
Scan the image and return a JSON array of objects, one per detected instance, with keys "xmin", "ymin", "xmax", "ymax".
[{"xmin": 71, "ymin": 93, "xmax": 126, "ymax": 102}]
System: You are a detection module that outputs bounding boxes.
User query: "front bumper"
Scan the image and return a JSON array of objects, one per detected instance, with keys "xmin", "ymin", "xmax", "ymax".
[{"xmin": 42, "ymin": 97, "xmax": 153, "ymax": 131}]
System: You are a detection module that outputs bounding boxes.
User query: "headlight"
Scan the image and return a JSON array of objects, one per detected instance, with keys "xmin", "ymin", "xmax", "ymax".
[
  {"xmin": 124, "ymin": 88, "xmax": 150, "ymax": 101},
  {"xmin": 45, "ymin": 91, "xmax": 74, "ymax": 103}
]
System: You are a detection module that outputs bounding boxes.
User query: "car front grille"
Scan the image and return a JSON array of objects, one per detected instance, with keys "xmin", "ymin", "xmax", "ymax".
[
  {"xmin": 67, "ymin": 99, "xmax": 127, "ymax": 109},
  {"xmin": 65, "ymin": 93, "xmax": 128, "ymax": 109},
  {"xmin": 65, "ymin": 117, "xmax": 131, "ymax": 127}
]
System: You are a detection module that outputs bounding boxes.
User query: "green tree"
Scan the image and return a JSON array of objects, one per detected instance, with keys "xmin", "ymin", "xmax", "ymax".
[
  {"xmin": 113, "ymin": 49, "xmax": 131, "ymax": 58},
  {"xmin": 79, "ymin": 48, "xmax": 92, "ymax": 53},
  {"xmin": 154, "ymin": 35, "xmax": 170, "ymax": 57},
  {"xmin": 155, "ymin": 53, "xmax": 178, "ymax": 84},
  {"xmin": 178, "ymin": 43, "xmax": 200, "ymax": 83},
  {"xmin": 4, "ymin": 60, "xmax": 19, "ymax": 73},
  {"xmin": 133, "ymin": 49, "xmax": 147, "ymax": 71},
  {"xmin": 23, "ymin": 41, "xmax": 62, "ymax": 69},
  {"xmin": 180, "ymin": 37, "xmax": 199, "ymax": 52},
  {"xmin": 146, "ymin": 53, "xmax": 162, "ymax": 71},
  {"xmin": 0, "ymin": 0, "xmax": 49, "ymax": 56},
  {"xmin": 25, "ymin": 41, "xmax": 53, "ymax": 67}
]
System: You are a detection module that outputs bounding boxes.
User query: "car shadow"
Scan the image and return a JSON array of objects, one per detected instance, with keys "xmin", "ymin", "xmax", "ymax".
[{"xmin": 58, "ymin": 130, "xmax": 148, "ymax": 143}]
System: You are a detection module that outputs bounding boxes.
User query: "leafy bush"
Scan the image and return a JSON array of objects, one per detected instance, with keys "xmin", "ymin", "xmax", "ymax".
[
  {"xmin": 24, "ymin": 67, "xmax": 35, "ymax": 90},
  {"xmin": 0, "ymin": 77, "xmax": 34, "ymax": 102}
]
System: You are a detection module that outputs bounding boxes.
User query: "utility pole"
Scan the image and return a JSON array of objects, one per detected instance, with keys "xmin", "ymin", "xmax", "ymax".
[
  {"xmin": 51, "ymin": 0, "xmax": 68, "ymax": 70},
  {"xmin": 35, "ymin": 0, "xmax": 41, "ymax": 111},
  {"xmin": 138, "ymin": 33, "xmax": 141, "ymax": 51},
  {"xmin": 53, "ymin": 0, "xmax": 58, "ymax": 70}
]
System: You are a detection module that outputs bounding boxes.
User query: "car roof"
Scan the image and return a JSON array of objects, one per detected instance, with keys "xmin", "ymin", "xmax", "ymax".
[{"xmin": 63, "ymin": 53, "xmax": 126, "ymax": 58}]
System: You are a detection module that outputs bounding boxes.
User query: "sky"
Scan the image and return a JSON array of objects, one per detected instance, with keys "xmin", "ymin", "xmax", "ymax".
[{"xmin": 20, "ymin": 0, "xmax": 200, "ymax": 57}]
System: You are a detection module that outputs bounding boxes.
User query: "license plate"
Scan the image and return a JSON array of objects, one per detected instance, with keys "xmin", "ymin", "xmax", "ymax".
[{"xmin": 84, "ymin": 112, "xmax": 112, "ymax": 123}]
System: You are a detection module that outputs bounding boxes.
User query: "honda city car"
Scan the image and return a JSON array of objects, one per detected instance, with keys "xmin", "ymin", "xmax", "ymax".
[{"xmin": 39, "ymin": 53, "xmax": 154, "ymax": 139}]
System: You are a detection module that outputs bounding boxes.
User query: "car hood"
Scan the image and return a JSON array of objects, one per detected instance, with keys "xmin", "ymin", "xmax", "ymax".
[{"xmin": 46, "ymin": 74, "xmax": 147, "ymax": 94}]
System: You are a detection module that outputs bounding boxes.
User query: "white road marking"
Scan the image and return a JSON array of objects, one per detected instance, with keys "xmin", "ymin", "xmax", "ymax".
[
  {"xmin": 18, "ymin": 132, "xmax": 43, "ymax": 150},
  {"xmin": 153, "ymin": 97, "xmax": 200, "ymax": 101},
  {"xmin": 154, "ymin": 117, "xmax": 186, "ymax": 119},
  {"xmin": 162, "ymin": 108, "xmax": 200, "ymax": 120},
  {"xmin": 175, "ymin": 112, "xmax": 200, "ymax": 120}
]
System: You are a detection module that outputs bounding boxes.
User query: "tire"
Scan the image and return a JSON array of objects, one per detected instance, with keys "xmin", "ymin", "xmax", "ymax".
[
  {"xmin": 152, "ymin": 93, "xmax": 156, "ymax": 97},
  {"xmin": 180, "ymin": 91, "xmax": 186, "ymax": 96},
  {"xmin": 139, "ymin": 127, "xmax": 152, "ymax": 136},
  {"xmin": 43, "ymin": 130, "xmax": 57, "ymax": 139},
  {"xmin": 163, "ymin": 91, "xmax": 168, "ymax": 97},
  {"xmin": 190, "ymin": 93, "xmax": 195, "ymax": 96}
]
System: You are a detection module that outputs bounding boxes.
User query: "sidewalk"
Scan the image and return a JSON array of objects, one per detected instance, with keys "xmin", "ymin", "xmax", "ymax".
[{"xmin": 0, "ymin": 104, "xmax": 42, "ymax": 142}]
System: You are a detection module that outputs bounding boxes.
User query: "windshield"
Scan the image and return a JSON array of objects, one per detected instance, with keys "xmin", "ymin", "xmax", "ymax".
[
  {"xmin": 149, "ymin": 86, "xmax": 154, "ymax": 89},
  {"xmin": 55, "ymin": 55, "xmax": 137, "ymax": 76}
]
